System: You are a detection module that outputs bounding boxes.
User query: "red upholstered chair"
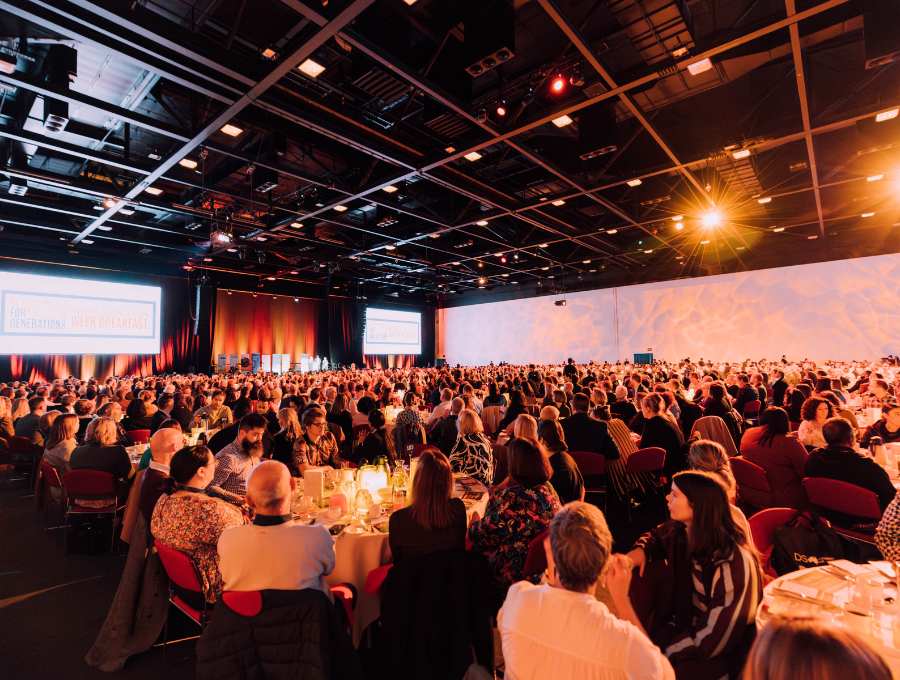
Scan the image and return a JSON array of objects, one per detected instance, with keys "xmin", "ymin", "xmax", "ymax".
[
  {"xmin": 748, "ymin": 508, "xmax": 804, "ymax": 579},
  {"xmin": 802, "ymin": 477, "xmax": 883, "ymax": 543},
  {"xmin": 38, "ymin": 461, "xmax": 65, "ymax": 529},
  {"xmin": 127, "ymin": 429, "xmax": 151, "ymax": 444},
  {"xmin": 742, "ymin": 400, "xmax": 762, "ymax": 427},
  {"xmin": 569, "ymin": 451, "xmax": 607, "ymax": 514},
  {"xmin": 155, "ymin": 539, "xmax": 211, "ymax": 660},
  {"xmin": 481, "ymin": 421, "xmax": 493, "ymax": 440},
  {"xmin": 364, "ymin": 564, "xmax": 393, "ymax": 595},
  {"xmin": 522, "ymin": 529, "xmax": 549, "ymax": 580},
  {"xmin": 8, "ymin": 435, "xmax": 38, "ymax": 483},
  {"xmin": 625, "ymin": 447, "xmax": 667, "ymax": 522},
  {"xmin": 62, "ymin": 470, "xmax": 125, "ymax": 555},
  {"xmin": 221, "ymin": 584, "xmax": 357, "ymax": 634},
  {"xmin": 730, "ymin": 457, "xmax": 775, "ymax": 514},
  {"xmin": 789, "ymin": 421, "xmax": 800, "ymax": 432},
  {"xmin": 412, "ymin": 443, "xmax": 431, "ymax": 457}
]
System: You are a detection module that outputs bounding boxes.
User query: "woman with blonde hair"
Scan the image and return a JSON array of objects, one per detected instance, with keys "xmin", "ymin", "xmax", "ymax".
[
  {"xmin": 688, "ymin": 439, "xmax": 736, "ymax": 500},
  {"xmin": 10, "ymin": 397, "xmax": 29, "ymax": 423},
  {"xmin": 272, "ymin": 408, "xmax": 303, "ymax": 469},
  {"xmin": 43, "ymin": 412, "xmax": 79, "ymax": 475},
  {"xmin": 69, "ymin": 417, "xmax": 135, "ymax": 497},
  {"xmin": 449, "ymin": 409, "xmax": 494, "ymax": 485},
  {"xmin": 0, "ymin": 395, "xmax": 14, "ymax": 446},
  {"xmin": 743, "ymin": 617, "xmax": 890, "ymax": 680},
  {"xmin": 512, "ymin": 413, "xmax": 537, "ymax": 440}
]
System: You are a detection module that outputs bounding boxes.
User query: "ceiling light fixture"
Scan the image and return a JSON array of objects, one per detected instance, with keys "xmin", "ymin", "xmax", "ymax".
[
  {"xmin": 291, "ymin": 222, "xmax": 303, "ymax": 228},
  {"xmin": 220, "ymin": 124, "xmax": 243, "ymax": 136},
  {"xmin": 582, "ymin": 260, "xmax": 590, "ymax": 264},
  {"xmin": 551, "ymin": 199, "xmax": 565, "ymax": 206},
  {"xmin": 542, "ymin": 267, "xmax": 549, "ymax": 271},
  {"xmin": 551, "ymin": 75, "xmax": 565, "ymax": 93},
  {"xmin": 773, "ymin": 227, "xmax": 784, "ymax": 232},
  {"xmin": 179, "ymin": 158, "xmax": 198, "ymax": 169},
  {"xmin": 606, "ymin": 229, "xmax": 617, "ymax": 234},
  {"xmin": 626, "ymin": 179, "xmax": 642, "ymax": 187},
  {"xmin": 464, "ymin": 151, "xmax": 482, "ymax": 161},
  {"xmin": 867, "ymin": 174, "xmax": 884, "ymax": 182},
  {"xmin": 875, "ymin": 109, "xmax": 899, "ymax": 122},
  {"xmin": 261, "ymin": 48, "xmax": 277, "ymax": 60},
  {"xmin": 103, "ymin": 198, "xmax": 116, "ymax": 209},
  {"xmin": 671, "ymin": 215, "xmax": 683, "ymax": 221},
  {"xmin": 476, "ymin": 220, "xmax": 488, "ymax": 226},
  {"xmin": 334, "ymin": 205, "xmax": 348, "ymax": 212},
  {"xmin": 675, "ymin": 222, "xmax": 684, "ymax": 230},
  {"xmin": 687, "ymin": 58, "xmax": 712, "ymax": 75},
  {"xmin": 452, "ymin": 261, "xmax": 461, "ymax": 265},
  {"xmin": 644, "ymin": 249, "xmax": 653, "ymax": 254},
  {"xmin": 701, "ymin": 240, "xmax": 710, "ymax": 244},
  {"xmin": 758, "ymin": 197, "xmax": 771, "ymax": 204},
  {"xmin": 538, "ymin": 243, "xmax": 549, "ymax": 248},
  {"xmin": 382, "ymin": 185, "xmax": 398, "ymax": 193},
  {"xmin": 298, "ymin": 58, "xmax": 326, "ymax": 78},
  {"xmin": 145, "ymin": 187, "xmax": 163, "ymax": 196},
  {"xmin": 862, "ymin": 212, "xmax": 875, "ymax": 217},
  {"xmin": 733, "ymin": 149, "xmax": 751, "ymax": 159},
  {"xmin": 552, "ymin": 114, "xmax": 572, "ymax": 127},
  {"xmin": 385, "ymin": 244, "xmax": 396, "ymax": 250},
  {"xmin": 445, "ymin": 146, "xmax": 456, "ymax": 153}
]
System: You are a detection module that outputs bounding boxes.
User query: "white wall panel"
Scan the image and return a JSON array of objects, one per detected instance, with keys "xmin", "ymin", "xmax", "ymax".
[{"xmin": 441, "ymin": 253, "xmax": 900, "ymax": 364}]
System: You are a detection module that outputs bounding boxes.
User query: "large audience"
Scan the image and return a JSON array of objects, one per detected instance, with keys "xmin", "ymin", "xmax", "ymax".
[{"xmin": 4, "ymin": 354, "xmax": 900, "ymax": 678}]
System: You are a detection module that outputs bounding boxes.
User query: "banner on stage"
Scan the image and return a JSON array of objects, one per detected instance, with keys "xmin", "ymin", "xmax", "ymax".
[
  {"xmin": 260, "ymin": 354, "xmax": 271, "ymax": 372},
  {"xmin": 281, "ymin": 354, "xmax": 290, "ymax": 374},
  {"xmin": 217, "ymin": 354, "xmax": 227, "ymax": 372},
  {"xmin": 239, "ymin": 353, "xmax": 250, "ymax": 372},
  {"xmin": 228, "ymin": 354, "xmax": 238, "ymax": 371},
  {"xmin": 301, "ymin": 354, "xmax": 309, "ymax": 373},
  {"xmin": 272, "ymin": 354, "xmax": 281, "ymax": 373},
  {"xmin": 251, "ymin": 353, "xmax": 260, "ymax": 373}
]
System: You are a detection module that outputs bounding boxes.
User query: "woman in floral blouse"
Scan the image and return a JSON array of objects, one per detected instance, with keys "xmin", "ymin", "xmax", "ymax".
[
  {"xmin": 468, "ymin": 437, "xmax": 560, "ymax": 602},
  {"xmin": 292, "ymin": 405, "xmax": 343, "ymax": 476},
  {"xmin": 151, "ymin": 445, "xmax": 247, "ymax": 603},
  {"xmin": 449, "ymin": 409, "xmax": 494, "ymax": 485}
]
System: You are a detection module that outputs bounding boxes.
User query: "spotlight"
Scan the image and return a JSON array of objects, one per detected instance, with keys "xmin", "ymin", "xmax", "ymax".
[
  {"xmin": 701, "ymin": 210, "xmax": 721, "ymax": 227},
  {"xmin": 501, "ymin": 256, "xmax": 507, "ymax": 263},
  {"xmin": 521, "ymin": 87, "xmax": 534, "ymax": 106},
  {"xmin": 477, "ymin": 109, "xmax": 488, "ymax": 123},
  {"xmin": 294, "ymin": 296, "xmax": 299, "ymax": 302},
  {"xmin": 876, "ymin": 109, "xmax": 899, "ymax": 122},
  {"xmin": 210, "ymin": 229, "xmax": 231, "ymax": 243},
  {"xmin": 569, "ymin": 65, "xmax": 585, "ymax": 87},
  {"xmin": 227, "ymin": 289, "xmax": 233, "ymax": 295},
  {"xmin": 551, "ymin": 75, "xmax": 565, "ymax": 93},
  {"xmin": 253, "ymin": 292, "xmax": 257, "ymax": 297},
  {"xmin": 478, "ymin": 277, "xmax": 486, "ymax": 285},
  {"xmin": 496, "ymin": 101, "xmax": 506, "ymax": 117},
  {"xmin": 103, "ymin": 197, "xmax": 116, "ymax": 209},
  {"xmin": 313, "ymin": 261, "xmax": 321, "ymax": 272},
  {"xmin": 257, "ymin": 250, "xmax": 266, "ymax": 263},
  {"xmin": 514, "ymin": 253, "xmax": 519, "ymax": 260},
  {"xmin": 867, "ymin": 175, "xmax": 884, "ymax": 182},
  {"xmin": 675, "ymin": 222, "xmax": 683, "ymax": 230},
  {"xmin": 758, "ymin": 197, "xmax": 771, "ymax": 204},
  {"xmin": 238, "ymin": 248, "xmax": 247, "ymax": 260}
]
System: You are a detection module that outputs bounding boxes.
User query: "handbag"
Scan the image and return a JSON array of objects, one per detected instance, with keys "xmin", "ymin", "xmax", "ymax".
[{"xmin": 771, "ymin": 511, "xmax": 844, "ymax": 575}]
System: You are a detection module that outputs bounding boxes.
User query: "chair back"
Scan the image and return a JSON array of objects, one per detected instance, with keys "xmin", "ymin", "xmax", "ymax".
[
  {"xmin": 155, "ymin": 539, "xmax": 204, "ymax": 593},
  {"xmin": 742, "ymin": 400, "xmax": 762, "ymax": 416},
  {"xmin": 8, "ymin": 435, "xmax": 34, "ymax": 455},
  {"xmin": 222, "ymin": 590, "xmax": 263, "ymax": 617},
  {"xmin": 690, "ymin": 416, "xmax": 739, "ymax": 457},
  {"xmin": 730, "ymin": 457, "xmax": 775, "ymax": 509},
  {"xmin": 789, "ymin": 421, "xmax": 800, "ymax": 432},
  {"xmin": 626, "ymin": 447, "xmax": 666, "ymax": 474},
  {"xmin": 62, "ymin": 469, "xmax": 116, "ymax": 497},
  {"xmin": 526, "ymin": 405, "xmax": 540, "ymax": 417},
  {"xmin": 481, "ymin": 406, "xmax": 502, "ymax": 433},
  {"xmin": 747, "ymin": 508, "xmax": 802, "ymax": 556},
  {"xmin": 481, "ymin": 421, "xmax": 493, "ymax": 439},
  {"xmin": 413, "ymin": 443, "xmax": 431, "ymax": 457},
  {"xmin": 128, "ymin": 429, "xmax": 151, "ymax": 444},
  {"xmin": 522, "ymin": 529, "xmax": 549, "ymax": 579},
  {"xmin": 803, "ymin": 478, "xmax": 883, "ymax": 519},
  {"xmin": 569, "ymin": 451, "xmax": 606, "ymax": 476},
  {"xmin": 39, "ymin": 460, "xmax": 63, "ymax": 489}
]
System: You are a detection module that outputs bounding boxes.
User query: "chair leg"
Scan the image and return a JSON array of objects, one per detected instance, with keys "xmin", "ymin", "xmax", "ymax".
[
  {"xmin": 626, "ymin": 485, "xmax": 632, "ymax": 523},
  {"xmin": 161, "ymin": 601, "xmax": 170, "ymax": 668}
]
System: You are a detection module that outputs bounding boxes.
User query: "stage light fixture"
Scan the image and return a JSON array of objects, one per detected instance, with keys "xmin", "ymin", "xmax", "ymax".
[
  {"xmin": 701, "ymin": 211, "xmax": 721, "ymax": 227},
  {"xmin": 227, "ymin": 289, "xmax": 233, "ymax": 295},
  {"xmin": 570, "ymin": 65, "xmax": 585, "ymax": 87},
  {"xmin": 675, "ymin": 222, "xmax": 683, "ymax": 230},
  {"xmin": 294, "ymin": 296, "xmax": 299, "ymax": 302},
  {"xmin": 542, "ymin": 267, "xmax": 549, "ymax": 271},
  {"xmin": 262, "ymin": 48, "xmax": 277, "ymax": 60},
  {"xmin": 626, "ymin": 179, "xmax": 642, "ymax": 187},
  {"xmin": 478, "ymin": 277, "xmax": 486, "ymax": 285},
  {"xmin": 758, "ymin": 197, "xmax": 771, "ymax": 204},
  {"xmin": 876, "ymin": 109, "xmax": 899, "ymax": 122},
  {"xmin": 477, "ymin": 261, "xmax": 483, "ymax": 268},
  {"xmin": 290, "ymin": 222, "xmax": 303, "ymax": 228},
  {"xmin": 868, "ymin": 174, "xmax": 884, "ymax": 182},
  {"xmin": 220, "ymin": 124, "xmax": 243, "ymax": 137},
  {"xmin": 211, "ymin": 229, "xmax": 231, "ymax": 244},
  {"xmin": 464, "ymin": 151, "xmax": 482, "ymax": 161},
  {"xmin": 257, "ymin": 251, "xmax": 266, "ymax": 263},
  {"xmin": 808, "ymin": 235, "xmax": 818, "ymax": 240},
  {"xmin": 583, "ymin": 260, "xmax": 591, "ymax": 264},
  {"xmin": 495, "ymin": 252, "xmax": 504, "ymax": 257},
  {"xmin": 644, "ymin": 249, "xmax": 653, "ymax": 253},
  {"xmin": 701, "ymin": 240, "xmax": 710, "ymax": 244},
  {"xmin": 238, "ymin": 248, "xmax": 247, "ymax": 260},
  {"xmin": 103, "ymin": 197, "xmax": 116, "ymax": 209},
  {"xmin": 477, "ymin": 109, "xmax": 488, "ymax": 123},
  {"xmin": 253, "ymin": 292, "xmax": 257, "ymax": 297},
  {"xmin": 733, "ymin": 149, "xmax": 751, "ymax": 159},
  {"xmin": 687, "ymin": 58, "xmax": 712, "ymax": 75},
  {"xmin": 266, "ymin": 276, "xmax": 276, "ymax": 281},
  {"xmin": 514, "ymin": 253, "xmax": 519, "ymax": 260},
  {"xmin": 452, "ymin": 261, "xmax": 461, "ymax": 265},
  {"xmin": 501, "ymin": 256, "xmax": 507, "ymax": 263},
  {"xmin": 552, "ymin": 114, "xmax": 572, "ymax": 128},
  {"xmin": 385, "ymin": 244, "xmax": 396, "ymax": 250},
  {"xmin": 476, "ymin": 220, "xmax": 488, "ymax": 226},
  {"xmin": 298, "ymin": 58, "xmax": 326, "ymax": 78},
  {"xmin": 521, "ymin": 87, "xmax": 533, "ymax": 106},
  {"xmin": 551, "ymin": 75, "xmax": 565, "ymax": 92},
  {"xmin": 445, "ymin": 146, "xmax": 456, "ymax": 153},
  {"xmin": 671, "ymin": 215, "xmax": 683, "ymax": 221},
  {"xmin": 145, "ymin": 187, "xmax": 163, "ymax": 196},
  {"xmin": 179, "ymin": 158, "xmax": 198, "ymax": 169}
]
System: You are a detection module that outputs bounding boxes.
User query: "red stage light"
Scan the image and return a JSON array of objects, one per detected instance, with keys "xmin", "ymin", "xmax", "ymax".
[
  {"xmin": 497, "ymin": 105, "xmax": 506, "ymax": 116},
  {"xmin": 551, "ymin": 76, "xmax": 565, "ymax": 93}
]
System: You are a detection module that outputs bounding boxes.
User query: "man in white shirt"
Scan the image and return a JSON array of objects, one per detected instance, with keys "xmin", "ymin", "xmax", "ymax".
[
  {"xmin": 498, "ymin": 502, "xmax": 674, "ymax": 680},
  {"xmin": 217, "ymin": 460, "xmax": 335, "ymax": 599},
  {"xmin": 425, "ymin": 388, "xmax": 454, "ymax": 431},
  {"xmin": 461, "ymin": 384, "xmax": 483, "ymax": 415}
]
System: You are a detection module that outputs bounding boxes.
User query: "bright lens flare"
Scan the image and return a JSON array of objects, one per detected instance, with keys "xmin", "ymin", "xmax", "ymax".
[{"xmin": 701, "ymin": 210, "xmax": 722, "ymax": 227}]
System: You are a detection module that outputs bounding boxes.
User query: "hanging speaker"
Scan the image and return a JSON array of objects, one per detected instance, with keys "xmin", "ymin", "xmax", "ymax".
[{"xmin": 194, "ymin": 285, "xmax": 213, "ymax": 336}]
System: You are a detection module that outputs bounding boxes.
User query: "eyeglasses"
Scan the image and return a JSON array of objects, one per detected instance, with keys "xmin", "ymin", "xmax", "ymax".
[{"xmin": 309, "ymin": 420, "xmax": 327, "ymax": 429}]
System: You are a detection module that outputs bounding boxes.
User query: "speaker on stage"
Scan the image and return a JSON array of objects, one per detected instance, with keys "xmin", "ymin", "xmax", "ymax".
[{"xmin": 194, "ymin": 285, "xmax": 213, "ymax": 336}]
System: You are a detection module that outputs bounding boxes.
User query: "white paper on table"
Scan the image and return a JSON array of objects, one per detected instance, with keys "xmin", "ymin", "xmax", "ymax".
[
  {"xmin": 870, "ymin": 561, "xmax": 897, "ymax": 579},
  {"xmin": 777, "ymin": 580, "xmax": 823, "ymax": 600},
  {"xmin": 305, "ymin": 468, "xmax": 326, "ymax": 499},
  {"xmin": 829, "ymin": 559, "xmax": 875, "ymax": 576}
]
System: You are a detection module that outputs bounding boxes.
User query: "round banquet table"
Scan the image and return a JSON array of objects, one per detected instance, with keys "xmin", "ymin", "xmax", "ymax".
[
  {"xmin": 757, "ymin": 564, "xmax": 900, "ymax": 677},
  {"xmin": 311, "ymin": 475, "xmax": 489, "ymax": 647}
]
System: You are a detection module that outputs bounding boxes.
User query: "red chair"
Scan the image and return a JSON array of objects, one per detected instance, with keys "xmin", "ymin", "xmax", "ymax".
[
  {"xmin": 155, "ymin": 539, "xmax": 211, "ymax": 660},
  {"xmin": 748, "ymin": 508, "xmax": 803, "ymax": 579},
  {"xmin": 731, "ymin": 457, "xmax": 775, "ymax": 514},
  {"xmin": 38, "ymin": 461, "xmax": 65, "ymax": 529},
  {"xmin": 8, "ymin": 435, "xmax": 37, "ymax": 483},
  {"xmin": 789, "ymin": 421, "xmax": 800, "ymax": 432},
  {"xmin": 522, "ymin": 529, "xmax": 549, "ymax": 579},
  {"xmin": 365, "ymin": 564, "xmax": 393, "ymax": 595},
  {"xmin": 127, "ymin": 429, "xmax": 151, "ymax": 444},
  {"xmin": 412, "ymin": 443, "xmax": 431, "ymax": 457},
  {"xmin": 803, "ymin": 477, "xmax": 883, "ymax": 543},
  {"xmin": 625, "ymin": 447, "xmax": 666, "ymax": 523},
  {"xmin": 222, "ymin": 585, "xmax": 357, "ymax": 633},
  {"xmin": 569, "ymin": 451, "xmax": 606, "ymax": 514},
  {"xmin": 482, "ymin": 421, "xmax": 493, "ymax": 440},
  {"xmin": 742, "ymin": 400, "xmax": 762, "ymax": 427},
  {"xmin": 62, "ymin": 470, "xmax": 125, "ymax": 555}
]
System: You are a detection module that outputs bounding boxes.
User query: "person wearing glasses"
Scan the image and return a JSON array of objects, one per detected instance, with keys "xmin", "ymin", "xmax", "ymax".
[{"xmin": 292, "ymin": 406, "xmax": 344, "ymax": 477}]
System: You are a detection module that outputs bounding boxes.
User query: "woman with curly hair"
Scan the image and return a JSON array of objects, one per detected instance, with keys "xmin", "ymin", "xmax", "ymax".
[{"xmin": 797, "ymin": 396, "xmax": 834, "ymax": 449}]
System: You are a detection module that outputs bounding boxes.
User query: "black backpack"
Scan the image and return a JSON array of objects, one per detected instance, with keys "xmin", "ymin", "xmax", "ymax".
[{"xmin": 771, "ymin": 511, "xmax": 845, "ymax": 575}]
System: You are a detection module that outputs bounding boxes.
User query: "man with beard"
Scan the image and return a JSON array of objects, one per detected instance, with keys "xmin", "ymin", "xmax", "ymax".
[{"xmin": 207, "ymin": 413, "xmax": 268, "ymax": 505}]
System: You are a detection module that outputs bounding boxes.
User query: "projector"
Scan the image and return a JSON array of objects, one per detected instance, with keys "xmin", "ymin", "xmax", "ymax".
[{"xmin": 554, "ymin": 300, "xmax": 567, "ymax": 307}]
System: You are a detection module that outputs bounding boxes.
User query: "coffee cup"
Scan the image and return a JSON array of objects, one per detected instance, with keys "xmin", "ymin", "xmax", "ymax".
[
  {"xmin": 326, "ymin": 506, "xmax": 341, "ymax": 521},
  {"xmin": 368, "ymin": 503, "xmax": 383, "ymax": 519}
]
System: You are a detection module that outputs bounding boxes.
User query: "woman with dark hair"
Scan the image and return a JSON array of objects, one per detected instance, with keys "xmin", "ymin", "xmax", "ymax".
[
  {"xmin": 483, "ymin": 382, "xmax": 507, "ymax": 408},
  {"xmin": 537, "ymin": 419, "xmax": 583, "ymax": 504},
  {"xmin": 702, "ymin": 383, "xmax": 733, "ymax": 419},
  {"xmin": 817, "ymin": 390, "xmax": 859, "ymax": 432},
  {"xmin": 627, "ymin": 470, "xmax": 762, "ymax": 666},
  {"xmin": 797, "ymin": 397, "xmax": 834, "ymax": 448},
  {"xmin": 43, "ymin": 412, "xmax": 79, "ymax": 475},
  {"xmin": 468, "ymin": 438, "xmax": 561, "ymax": 600},
  {"xmin": 325, "ymin": 392, "xmax": 353, "ymax": 450},
  {"xmin": 640, "ymin": 393, "xmax": 686, "ymax": 478},
  {"xmin": 169, "ymin": 392, "xmax": 194, "ymax": 432},
  {"xmin": 151, "ymin": 446, "xmax": 247, "ymax": 604},
  {"xmin": 740, "ymin": 407, "xmax": 809, "ymax": 509},
  {"xmin": 121, "ymin": 398, "xmax": 152, "ymax": 432},
  {"xmin": 786, "ymin": 384, "xmax": 811, "ymax": 423},
  {"xmin": 360, "ymin": 408, "xmax": 398, "ymax": 465},
  {"xmin": 272, "ymin": 408, "xmax": 303, "ymax": 469},
  {"xmin": 499, "ymin": 390, "xmax": 528, "ymax": 433},
  {"xmin": 389, "ymin": 447, "xmax": 467, "ymax": 562},
  {"xmin": 813, "ymin": 377, "xmax": 833, "ymax": 397}
]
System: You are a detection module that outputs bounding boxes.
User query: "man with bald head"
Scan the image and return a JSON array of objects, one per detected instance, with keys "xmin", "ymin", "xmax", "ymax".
[
  {"xmin": 217, "ymin": 461, "xmax": 335, "ymax": 598},
  {"xmin": 138, "ymin": 427, "xmax": 183, "ymax": 520}
]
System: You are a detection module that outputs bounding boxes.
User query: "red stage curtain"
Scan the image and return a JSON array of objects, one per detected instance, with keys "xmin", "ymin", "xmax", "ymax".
[{"xmin": 211, "ymin": 290, "xmax": 318, "ymax": 363}]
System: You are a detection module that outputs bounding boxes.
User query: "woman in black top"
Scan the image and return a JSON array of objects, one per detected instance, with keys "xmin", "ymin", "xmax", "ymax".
[
  {"xmin": 272, "ymin": 408, "xmax": 302, "ymax": 468},
  {"xmin": 640, "ymin": 392, "xmax": 687, "ymax": 478},
  {"xmin": 69, "ymin": 417, "xmax": 135, "ymax": 497},
  {"xmin": 786, "ymin": 384, "xmax": 811, "ymax": 424},
  {"xmin": 389, "ymin": 447, "xmax": 467, "ymax": 563},
  {"xmin": 360, "ymin": 408, "xmax": 399, "ymax": 465},
  {"xmin": 121, "ymin": 398, "xmax": 152, "ymax": 432},
  {"xmin": 169, "ymin": 393, "xmax": 194, "ymax": 431},
  {"xmin": 702, "ymin": 383, "xmax": 734, "ymax": 419},
  {"xmin": 483, "ymin": 382, "xmax": 507, "ymax": 408},
  {"xmin": 325, "ymin": 393, "xmax": 353, "ymax": 451},
  {"xmin": 536, "ymin": 419, "xmax": 584, "ymax": 504},
  {"xmin": 498, "ymin": 391, "xmax": 527, "ymax": 432}
]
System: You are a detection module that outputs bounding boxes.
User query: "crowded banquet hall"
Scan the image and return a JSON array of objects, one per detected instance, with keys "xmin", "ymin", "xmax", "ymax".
[{"xmin": 3, "ymin": 0, "xmax": 900, "ymax": 678}]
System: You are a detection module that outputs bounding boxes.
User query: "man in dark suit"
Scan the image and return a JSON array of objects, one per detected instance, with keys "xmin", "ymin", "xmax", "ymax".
[
  {"xmin": 149, "ymin": 393, "xmax": 174, "ymax": 434},
  {"xmin": 14, "ymin": 396, "xmax": 47, "ymax": 446},
  {"xmin": 434, "ymin": 398, "xmax": 463, "ymax": 456},
  {"xmin": 732, "ymin": 374, "xmax": 759, "ymax": 415},
  {"xmin": 560, "ymin": 394, "xmax": 619, "ymax": 460},
  {"xmin": 771, "ymin": 370, "xmax": 789, "ymax": 407}
]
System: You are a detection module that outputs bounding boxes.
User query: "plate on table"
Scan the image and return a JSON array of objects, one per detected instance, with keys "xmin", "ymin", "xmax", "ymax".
[{"xmin": 344, "ymin": 525, "xmax": 368, "ymax": 535}]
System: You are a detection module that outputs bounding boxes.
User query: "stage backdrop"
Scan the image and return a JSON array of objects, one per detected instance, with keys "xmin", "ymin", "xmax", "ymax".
[
  {"xmin": 440, "ymin": 252, "xmax": 900, "ymax": 365},
  {"xmin": 0, "ymin": 260, "xmax": 206, "ymax": 382}
]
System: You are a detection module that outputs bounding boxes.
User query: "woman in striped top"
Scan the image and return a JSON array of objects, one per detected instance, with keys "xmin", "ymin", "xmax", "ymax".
[{"xmin": 627, "ymin": 470, "xmax": 762, "ymax": 668}]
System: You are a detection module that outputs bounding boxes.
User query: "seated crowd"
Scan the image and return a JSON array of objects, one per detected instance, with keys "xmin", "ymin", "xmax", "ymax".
[{"xmin": 5, "ymin": 354, "xmax": 900, "ymax": 678}]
